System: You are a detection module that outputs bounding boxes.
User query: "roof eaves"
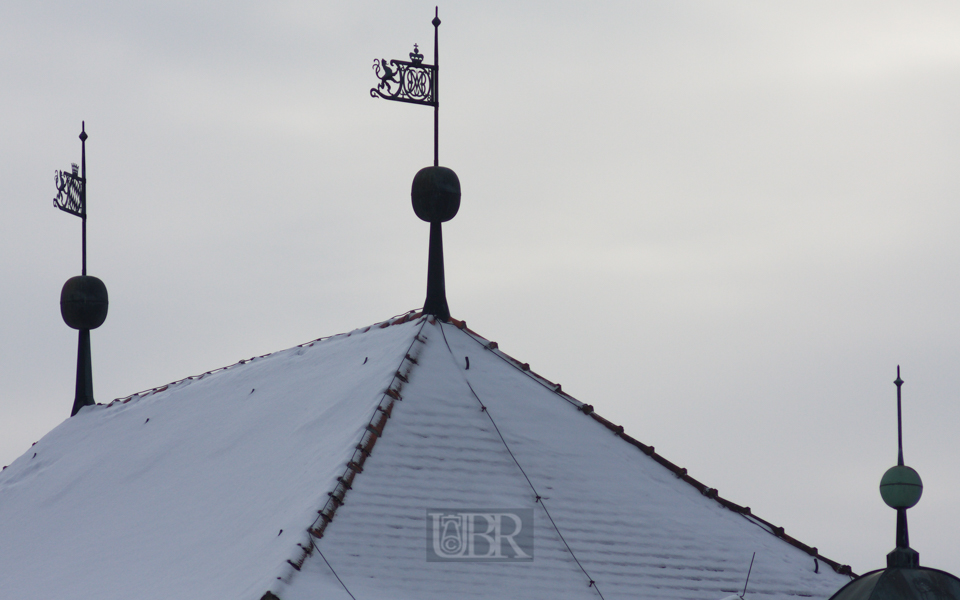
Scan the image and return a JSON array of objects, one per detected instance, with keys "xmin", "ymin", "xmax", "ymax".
[{"xmin": 447, "ymin": 316, "xmax": 855, "ymax": 579}]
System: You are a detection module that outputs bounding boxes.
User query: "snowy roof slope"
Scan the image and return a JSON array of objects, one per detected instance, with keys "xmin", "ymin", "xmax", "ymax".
[
  {"xmin": 0, "ymin": 312, "xmax": 852, "ymax": 600},
  {"xmin": 0, "ymin": 313, "xmax": 425, "ymax": 600},
  {"xmin": 279, "ymin": 318, "xmax": 853, "ymax": 600}
]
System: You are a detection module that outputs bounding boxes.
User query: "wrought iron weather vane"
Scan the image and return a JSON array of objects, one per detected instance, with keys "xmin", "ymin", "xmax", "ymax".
[
  {"xmin": 53, "ymin": 122, "xmax": 109, "ymax": 417},
  {"xmin": 371, "ymin": 7, "xmax": 460, "ymax": 321}
]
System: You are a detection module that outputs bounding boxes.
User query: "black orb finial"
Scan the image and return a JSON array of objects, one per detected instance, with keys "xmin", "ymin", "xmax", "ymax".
[
  {"xmin": 412, "ymin": 166, "xmax": 460, "ymax": 223},
  {"xmin": 60, "ymin": 275, "xmax": 109, "ymax": 330}
]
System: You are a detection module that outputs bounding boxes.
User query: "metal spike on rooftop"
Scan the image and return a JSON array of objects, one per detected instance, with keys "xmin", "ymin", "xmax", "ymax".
[
  {"xmin": 880, "ymin": 366, "xmax": 922, "ymax": 569},
  {"xmin": 828, "ymin": 368, "xmax": 960, "ymax": 600},
  {"xmin": 370, "ymin": 8, "xmax": 460, "ymax": 322},
  {"xmin": 52, "ymin": 122, "xmax": 109, "ymax": 416}
]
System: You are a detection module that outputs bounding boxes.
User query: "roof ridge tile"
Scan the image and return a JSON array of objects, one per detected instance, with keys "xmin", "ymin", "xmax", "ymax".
[{"xmin": 276, "ymin": 316, "xmax": 430, "ymax": 590}]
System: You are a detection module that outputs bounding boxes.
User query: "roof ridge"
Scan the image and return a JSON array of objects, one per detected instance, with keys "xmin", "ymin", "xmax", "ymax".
[
  {"xmin": 275, "ymin": 314, "xmax": 432, "ymax": 592},
  {"xmin": 102, "ymin": 310, "xmax": 425, "ymax": 411},
  {"xmin": 445, "ymin": 316, "xmax": 855, "ymax": 579}
]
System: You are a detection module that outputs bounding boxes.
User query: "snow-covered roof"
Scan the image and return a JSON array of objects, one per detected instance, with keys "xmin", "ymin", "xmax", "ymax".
[{"xmin": 0, "ymin": 312, "xmax": 852, "ymax": 600}]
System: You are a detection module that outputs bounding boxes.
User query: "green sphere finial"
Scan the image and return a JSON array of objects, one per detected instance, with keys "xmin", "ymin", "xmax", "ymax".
[{"xmin": 880, "ymin": 465, "xmax": 923, "ymax": 509}]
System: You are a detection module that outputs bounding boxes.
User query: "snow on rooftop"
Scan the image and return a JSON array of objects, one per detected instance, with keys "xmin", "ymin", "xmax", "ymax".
[
  {"xmin": 279, "ymin": 318, "xmax": 852, "ymax": 600},
  {"xmin": 0, "ymin": 314, "xmax": 422, "ymax": 600},
  {"xmin": 0, "ymin": 312, "xmax": 852, "ymax": 600}
]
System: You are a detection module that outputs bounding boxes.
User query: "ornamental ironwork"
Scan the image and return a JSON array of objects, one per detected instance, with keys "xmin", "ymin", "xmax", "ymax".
[
  {"xmin": 54, "ymin": 162, "xmax": 84, "ymax": 217},
  {"xmin": 370, "ymin": 44, "xmax": 437, "ymax": 107},
  {"xmin": 52, "ymin": 122, "xmax": 90, "ymax": 275}
]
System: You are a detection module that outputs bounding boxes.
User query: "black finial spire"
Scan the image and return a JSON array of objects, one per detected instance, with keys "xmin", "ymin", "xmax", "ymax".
[
  {"xmin": 880, "ymin": 366, "xmax": 922, "ymax": 568},
  {"xmin": 419, "ymin": 6, "xmax": 455, "ymax": 321},
  {"xmin": 54, "ymin": 123, "xmax": 109, "ymax": 416},
  {"xmin": 371, "ymin": 9, "xmax": 460, "ymax": 321}
]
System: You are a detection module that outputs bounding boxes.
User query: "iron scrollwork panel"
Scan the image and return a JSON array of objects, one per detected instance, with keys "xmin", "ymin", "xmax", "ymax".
[
  {"xmin": 54, "ymin": 166, "xmax": 84, "ymax": 217},
  {"xmin": 370, "ymin": 45, "xmax": 436, "ymax": 107}
]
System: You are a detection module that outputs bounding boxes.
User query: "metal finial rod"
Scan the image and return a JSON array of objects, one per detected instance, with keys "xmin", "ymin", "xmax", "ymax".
[
  {"xmin": 893, "ymin": 366, "xmax": 910, "ymax": 552},
  {"xmin": 72, "ymin": 330, "xmax": 94, "ymax": 416},
  {"xmin": 896, "ymin": 508, "xmax": 910, "ymax": 550},
  {"xmin": 80, "ymin": 121, "xmax": 88, "ymax": 276},
  {"xmin": 881, "ymin": 365, "xmax": 921, "ymax": 566},
  {"xmin": 895, "ymin": 365, "xmax": 904, "ymax": 466},
  {"xmin": 423, "ymin": 221, "xmax": 450, "ymax": 320},
  {"xmin": 420, "ymin": 7, "xmax": 451, "ymax": 320},
  {"xmin": 433, "ymin": 6, "xmax": 440, "ymax": 167}
]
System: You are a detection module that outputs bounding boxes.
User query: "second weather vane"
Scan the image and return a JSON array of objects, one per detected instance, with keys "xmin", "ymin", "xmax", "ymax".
[
  {"xmin": 54, "ymin": 124, "xmax": 89, "ymax": 273},
  {"xmin": 52, "ymin": 122, "xmax": 110, "ymax": 416}
]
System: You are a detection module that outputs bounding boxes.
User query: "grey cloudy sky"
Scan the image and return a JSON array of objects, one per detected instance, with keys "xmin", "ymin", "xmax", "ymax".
[{"xmin": 2, "ymin": 0, "xmax": 959, "ymax": 578}]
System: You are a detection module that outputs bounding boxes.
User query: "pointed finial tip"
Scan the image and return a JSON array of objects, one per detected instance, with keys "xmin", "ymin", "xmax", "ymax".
[
  {"xmin": 433, "ymin": 6, "xmax": 441, "ymax": 27},
  {"xmin": 79, "ymin": 121, "xmax": 88, "ymax": 142}
]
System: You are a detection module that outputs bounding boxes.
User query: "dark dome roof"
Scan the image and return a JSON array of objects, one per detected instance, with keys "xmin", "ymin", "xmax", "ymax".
[{"xmin": 829, "ymin": 567, "xmax": 960, "ymax": 600}]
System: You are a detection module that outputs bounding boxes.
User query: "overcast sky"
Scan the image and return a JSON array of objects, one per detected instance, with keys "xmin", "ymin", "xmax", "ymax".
[{"xmin": 2, "ymin": 0, "xmax": 959, "ymax": 579}]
